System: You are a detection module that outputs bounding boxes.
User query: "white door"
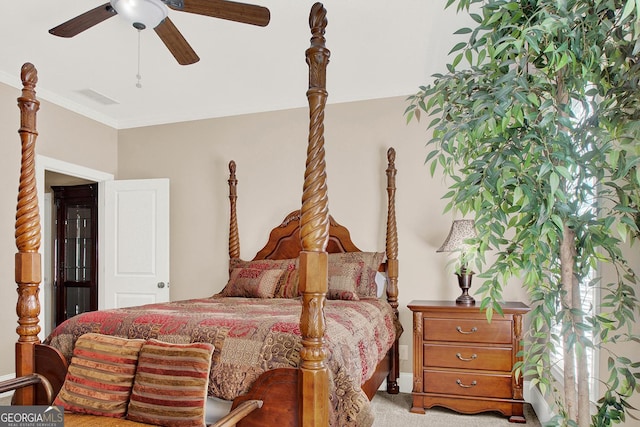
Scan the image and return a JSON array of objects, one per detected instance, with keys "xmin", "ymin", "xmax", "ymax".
[{"xmin": 101, "ymin": 179, "xmax": 170, "ymax": 309}]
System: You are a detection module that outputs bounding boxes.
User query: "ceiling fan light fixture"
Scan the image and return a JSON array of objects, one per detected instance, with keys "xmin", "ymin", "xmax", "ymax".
[{"xmin": 110, "ymin": 0, "xmax": 168, "ymax": 30}]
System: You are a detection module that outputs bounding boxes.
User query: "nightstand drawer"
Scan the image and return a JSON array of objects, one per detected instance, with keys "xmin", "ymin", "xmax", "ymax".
[
  {"xmin": 423, "ymin": 318, "xmax": 512, "ymax": 344},
  {"xmin": 423, "ymin": 369, "xmax": 513, "ymax": 398},
  {"xmin": 423, "ymin": 343, "xmax": 513, "ymax": 371}
]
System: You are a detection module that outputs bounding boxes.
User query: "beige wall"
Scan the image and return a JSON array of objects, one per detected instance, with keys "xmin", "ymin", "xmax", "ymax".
[{"xmin": 0, "ymin": 80, "xmax": 118, "ymax": 376}]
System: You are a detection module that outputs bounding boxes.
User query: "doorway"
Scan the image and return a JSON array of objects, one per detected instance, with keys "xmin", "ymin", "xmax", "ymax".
[
  {"xmin": 37, "ymin": 155, "xmax": 114, "ymax": 338},
  {"xmin": 51, "ymin": 183, "xmax": 98, "ymax": 326}
]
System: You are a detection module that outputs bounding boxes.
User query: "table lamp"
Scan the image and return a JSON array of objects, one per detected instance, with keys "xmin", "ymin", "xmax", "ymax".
[{"xmin": 437, "ymin": 219, "xmax": 477, "ymax": 305}]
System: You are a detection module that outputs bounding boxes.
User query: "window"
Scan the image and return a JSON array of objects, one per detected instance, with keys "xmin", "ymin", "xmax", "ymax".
[{"xmin": 550, "ymin": 176, "xmax": 599, "ymax": 402}]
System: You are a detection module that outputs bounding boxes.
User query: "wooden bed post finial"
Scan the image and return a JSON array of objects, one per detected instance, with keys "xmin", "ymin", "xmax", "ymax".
[
  {"xmin": 299, "ymin": 3, "xmax": 330, "ymax": 426},
  {"xmin": 228, "ymin": 160, "xmax": 240, "ymax": 260},
  {"xmin": 14, "ymin": 62, "xmax": 42, "ymax": 405}
]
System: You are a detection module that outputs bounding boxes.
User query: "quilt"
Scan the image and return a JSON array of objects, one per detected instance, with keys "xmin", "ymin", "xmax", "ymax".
[{"xmin": 44, "ymin": 297, "xmax": 399, "ymax": 426}]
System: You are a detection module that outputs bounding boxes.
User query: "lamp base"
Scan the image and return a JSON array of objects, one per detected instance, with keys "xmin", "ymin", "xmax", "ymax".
[
  {"xmin": 455, "ymin": 269, "xmax": 475, "ymax": 306},
  {"xmin": 456, "ymin": 293, "xmax": 475, "ymax": 305}
]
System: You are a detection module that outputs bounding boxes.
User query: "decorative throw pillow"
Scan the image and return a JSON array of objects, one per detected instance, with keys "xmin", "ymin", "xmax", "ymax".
[
  {"xmin": 221, "ymin": 268, "xmax": 286, "ymax": 298},
  {"xmin": 228, "ymin": 257, "xmax": 299, "ymax": 298},
  {"xmin": 273, "ymin": 268, "xmax": 300, "ymax": 298},
  {"xmin": 127, "ymin": 339, "xmax": 214, "ymax": 427},
  {"xmin": 328, "ymin": 252, "xmax": 384, "ymax": 299},
  {"xmin": 53, "ymin": 333, "xmax": 145, "ymax": 418},
  {"xmin": 327, "ymin": 260, "xmax": 363, "ymax": 300},
  {"xmin": 228, "ymin": 257, "xmax": 297, "ymax": 273}
]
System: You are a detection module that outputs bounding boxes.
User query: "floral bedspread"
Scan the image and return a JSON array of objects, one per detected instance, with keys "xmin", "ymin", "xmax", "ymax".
[{"xmin": 44, "ymin": 297, "xmax": 399, "ymax": 426}]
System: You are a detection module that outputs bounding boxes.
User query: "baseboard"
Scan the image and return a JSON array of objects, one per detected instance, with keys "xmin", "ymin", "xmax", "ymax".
[
  {"xmin": 524, "ymin": 380, "xmax": 554, "ymax": 423},
  {"xmin": 380, "ymin": 374, "xmax": 554, "ymax": 423},
  {"xmin": 377, "ymin": 372, "xmax": 414, "ymax": 394},
  {"xmin": 398, "ymin": 372, "xmax": 413, "ymax": 393}
]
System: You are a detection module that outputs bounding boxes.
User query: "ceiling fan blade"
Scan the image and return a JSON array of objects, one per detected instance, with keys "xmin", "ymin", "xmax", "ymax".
[
  {"xmin": 168, "ymin": 0, "xmax": 270, "ymax": 27},
  {"xmin": 49, "ymin": 3, "xmax": 117, "ymax": 37},
  {"xmin": 154, "ymin": 17, "xmax": 200, "ymax": 65}
]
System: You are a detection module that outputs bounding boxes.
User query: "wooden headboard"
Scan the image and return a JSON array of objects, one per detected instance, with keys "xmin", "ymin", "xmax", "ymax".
[
  {"xmin": 225, "ymin": 158, "xmax": 364, "ymax": 261},
  {"xmin": 253, "ymin": 211, "xmax": 362, "ymax": 260},
  {"xmin": 226, "ymin": 148, "xmax": 398, "ymax": 264},
  {"xmin": 226, "ymin": 147, "xmax": 398, "ymax": 296}
]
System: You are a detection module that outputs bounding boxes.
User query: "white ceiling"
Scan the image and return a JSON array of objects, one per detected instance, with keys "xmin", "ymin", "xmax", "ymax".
[{"xmin": 1, "ymin": 1, "xmax": 469, "ymax": 129}]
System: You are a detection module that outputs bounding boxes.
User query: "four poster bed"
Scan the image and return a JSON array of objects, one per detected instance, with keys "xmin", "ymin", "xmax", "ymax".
[{"xmin": 5, "ymin": 3, "xmax": 401, "ymax": 427}]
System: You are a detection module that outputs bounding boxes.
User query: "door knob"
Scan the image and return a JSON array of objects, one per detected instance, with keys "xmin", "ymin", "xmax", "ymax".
[{"xmin": 157, "ymin": 282, "xmax": 166, "ymax": 288}]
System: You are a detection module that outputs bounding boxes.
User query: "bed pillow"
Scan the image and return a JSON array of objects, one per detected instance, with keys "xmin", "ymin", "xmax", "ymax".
[
  {"xmin": 375, "ymin": 271, "xmax": 387, "ymax": 298},
  {"xmin": 327, "ymin": 260, "xmax": 362, "ymax": 300},
  {"xmin": 221, "ymin": 267, "xmax": 286, "ymax": 298},
  {"xmin": 273, "ymin": 268, "xmax": 300, "ymax": 298},
  {"xmin": 127, "ymin": 339, "xmax": 214, "ymax": 427},
  {"xmin": 229, "ymin": 257, "xmax": 297, "ymax": 273},
  {"xmin": 328, "ymin": 252, "xmax": 385, "ymax": 299},
  {"xmin": 227, "ymin": 257, "xmax": 299, "ymax": 298},
  {"xmin": 53, "ymin": 333, "xmax": 145, "ymax": 418}
]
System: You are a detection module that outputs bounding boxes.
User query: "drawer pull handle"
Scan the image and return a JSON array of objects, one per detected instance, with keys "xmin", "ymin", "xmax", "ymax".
[
  {"xmin": 456, "ymin": 379, "xmax": 477, "ymax": 388},
  {"xmin": 456, "ymin": 326, "xmax": 478, "ymax": 334},
  {"xmin": 456, "ymin": 352, "xmax": 477, "ymax": 362}
]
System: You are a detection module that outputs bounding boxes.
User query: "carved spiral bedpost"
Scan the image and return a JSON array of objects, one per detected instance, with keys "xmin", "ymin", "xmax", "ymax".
[
  {"xmin": 14, "ymin": 62, "xmax": 42, "ymax": 405},
  {"xmin": 228, "ymin": 160, "xmax": 240, "ymax": 260},
  {"xmin": 299, "ymin": 3, "xmax": 330, "ymax": 426},
  {"xmin": 385, "ymin": 147, "xmax": 400, "ymax": 394}
]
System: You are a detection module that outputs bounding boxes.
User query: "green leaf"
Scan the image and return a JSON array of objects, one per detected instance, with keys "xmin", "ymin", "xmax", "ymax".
[
  {"xmin": 405, "ymin": 110, "xmax": 415, "ymax": 124},
  {"xmin": 465, "ymin": 49, "xmax": 473, "ymax": 66},
  {"xmin": 622, "ymin": 0, "xmax": 636, "ymax": 21},
  {"xmin": 477, "ymin": 49, "xmax": 486, "ymax": 66},
  {"xmin": 449, "ymin": 42, "xmax": 467, "ymax": 55},
  {"xmin": 454, "ymin": 27, "xmax": 473, "ymax": 35},
  {"xmin": 616, "ymin": 222, "xmax": 629, "ymax": 242},
  {"xmin": 549, "ymin": 172, "xmax": 560, "ymax": 196}
]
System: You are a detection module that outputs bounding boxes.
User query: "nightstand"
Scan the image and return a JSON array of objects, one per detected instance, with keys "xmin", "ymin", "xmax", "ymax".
[{"xmin": 408, "ymin": 300, "xmax": 530, "ymax": 423}]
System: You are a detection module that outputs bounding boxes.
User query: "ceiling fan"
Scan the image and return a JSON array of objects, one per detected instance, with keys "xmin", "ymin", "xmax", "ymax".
[{"xmin": 49, "ymin": 0, "xmax": 270, "ymax": 65}]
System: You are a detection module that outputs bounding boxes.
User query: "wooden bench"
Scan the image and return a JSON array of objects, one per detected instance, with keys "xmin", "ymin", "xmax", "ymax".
[{"xmin": 0, "ymin": 371, "xmax": 263, "ymax": 427}]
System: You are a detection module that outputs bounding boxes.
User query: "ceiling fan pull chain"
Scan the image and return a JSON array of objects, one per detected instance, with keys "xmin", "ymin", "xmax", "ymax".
[{"xmin": 136, "ymin": 29, "xmax": 142, "ymax": 88}]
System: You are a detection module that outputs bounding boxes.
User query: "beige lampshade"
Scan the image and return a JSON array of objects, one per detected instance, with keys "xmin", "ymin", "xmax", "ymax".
[{"xmin": 436, "ymin": 219, "xmax": 476, "ymax": 252}]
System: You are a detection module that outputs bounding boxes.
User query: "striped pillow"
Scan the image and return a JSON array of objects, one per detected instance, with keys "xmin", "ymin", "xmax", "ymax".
[
  {"xmin": 221, "ymin": 267, "xmax": 285, "ymax": 298},
  {"xmin": 127, "ymin": 339, "xmax": 214, "ymax": 427},
  {"xmin": 327, "ymin": 260, "xmax": 362, "ymax": 300},
  {"xmin": 329, "ymin": 252, "xmax": 385, "ymax": 298},
  {"xmin": 53, "ymin": 333, "xmax": 145, "ymax": 418}
]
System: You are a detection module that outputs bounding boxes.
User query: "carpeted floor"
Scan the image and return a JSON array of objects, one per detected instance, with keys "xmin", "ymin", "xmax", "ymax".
[
  {"xmin": 370, "ymin": 392, "xmax": 541, "ymax": 427},
  {"xmin": 1, "ymin": 391, "xmax": 542, "ymax": 426}
]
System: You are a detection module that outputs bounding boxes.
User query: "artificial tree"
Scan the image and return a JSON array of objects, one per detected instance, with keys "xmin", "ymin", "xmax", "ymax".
[{"xmin": 406, "ymin": 1, "xmax": 640, "ymax": 426}]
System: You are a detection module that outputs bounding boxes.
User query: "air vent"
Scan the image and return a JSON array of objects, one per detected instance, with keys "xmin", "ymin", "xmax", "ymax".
[{"xmin": 77, "ymin": 88, "xmax": 119, "ymax": 105}]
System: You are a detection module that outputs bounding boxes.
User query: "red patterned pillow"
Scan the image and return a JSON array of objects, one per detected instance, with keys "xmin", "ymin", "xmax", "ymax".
[
  {"xmin": 54, "ymin": 333, "xmax": 145, "ymax": 418},
  {"xmin": 221, "ymin": 268, "xmax": 286, "ymax": 298},
  {"xmin": 327, "ymin": 260, "xmax": 362, "ymax": 300},
  {"xmin": 228, "ymin": 258, "xmax": 299, "ymax": 298},
  {"xmin": 328, "ymin": 252, "xmax": 384, "ymax": 299},
  {"xmin": 273, "ymin": 268, "xmax": 300, "ymax": 298},
  {"xmin": 127, "ymin": 339, "xmax": 214, "ymax": 427}
]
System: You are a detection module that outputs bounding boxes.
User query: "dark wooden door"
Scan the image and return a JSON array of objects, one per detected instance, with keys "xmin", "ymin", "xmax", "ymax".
[{"xmin": 53, "ymin": 184, "xmax": 98, "ymax": 326}]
